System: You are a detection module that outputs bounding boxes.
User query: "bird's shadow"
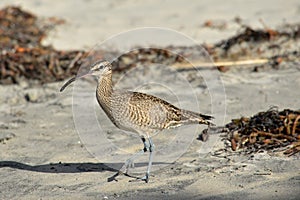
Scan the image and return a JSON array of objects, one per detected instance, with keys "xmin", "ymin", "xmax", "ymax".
[
  {"xmin": 0, "ymin": 161, "xmax": 118, "ymax": 173},
  {"xmin": 0, "ymin": 161, "xmax": 169, "ymax": 182}
]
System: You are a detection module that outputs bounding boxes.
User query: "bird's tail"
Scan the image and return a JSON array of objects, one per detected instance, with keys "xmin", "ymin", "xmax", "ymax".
[{"xmin": 181, "ymin": 110, "xmax": 215, "ymax": 126}]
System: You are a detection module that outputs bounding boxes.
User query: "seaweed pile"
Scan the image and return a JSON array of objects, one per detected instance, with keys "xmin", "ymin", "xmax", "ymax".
[
  {"xmin": 0, "ymin": 6, "xmax": 86, "ymax": 84},
  {"xmin": 0, "ymin": 6, "xmax": 186, "ymax": 84},
  {"xmin": 112, "ymin": 47, "xmax": 187, "ymax": 72},
  {"xmin": 214, "ymin": 26, "xmax": 300, "ymax": 51},
  {"xmin": 210, "ymin": 24, "xmax": 300, "ymax": 71},
  {"xmin": 225, "ymin": 108, "xmax": 300, "ymax": 156}
]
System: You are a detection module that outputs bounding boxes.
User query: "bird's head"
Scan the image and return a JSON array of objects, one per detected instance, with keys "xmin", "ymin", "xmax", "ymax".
[
  {"xmin": 60, "ymin": 60, "xmax": 112, "ymax": 92},
  {"xmin": 89, "ymin": 60, "xmax": 112, "ymax": 77}
]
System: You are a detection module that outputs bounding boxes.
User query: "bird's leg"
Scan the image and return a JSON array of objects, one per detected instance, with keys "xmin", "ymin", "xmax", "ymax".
[
  {"xmin": 141, "ymin": 137, "xmax": 154, "ymax": 183},
  {"xmin": 142, "ymin": 136, "xmax": 148, "ymax": 152},
  {"xmin": 119, "ymin": 136, "xmax": 149, "ymax": 174},
  {"xmin": 121, "ymin": 150, "xmax": 145, "ymax": 173},
  {"xmin": 108, "ymin": 136, "xmax": 153, "ymax": 182},
  {"xmin": 108, "ymin": 137, "xmax": 148, "ymax": 182}
]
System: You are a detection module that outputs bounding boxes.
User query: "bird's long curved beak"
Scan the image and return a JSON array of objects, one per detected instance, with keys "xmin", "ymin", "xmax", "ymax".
[{"xmin": 59, "ymin": 71, "xmax": 92, "ymax": 92}]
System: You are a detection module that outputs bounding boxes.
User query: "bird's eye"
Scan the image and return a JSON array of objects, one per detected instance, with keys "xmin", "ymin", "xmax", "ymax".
[{"xmin": 94, "ymin": 66, "xmax": 102, "ymax": 71}]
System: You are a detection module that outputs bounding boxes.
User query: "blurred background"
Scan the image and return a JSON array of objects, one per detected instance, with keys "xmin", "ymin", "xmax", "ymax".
[{"xmin": 0, "ymin": 0, "xmax": 299, "ymax": 50}]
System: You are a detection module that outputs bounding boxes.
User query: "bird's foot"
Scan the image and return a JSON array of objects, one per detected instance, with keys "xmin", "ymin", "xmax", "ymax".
[
  {"xmin": 107, "ymin": 171, "xmax": 123, "ymax": 182},
  {"xmin": 141, "ymin": 173, "xmax": 149, "ymax": 183},
  {"xmin": 129, "ymin": 172, "xmax": 150, "ymax": 183},
  {"xmin": 107, "ymin": 170, "xmax": 139, "ymax": 182}
]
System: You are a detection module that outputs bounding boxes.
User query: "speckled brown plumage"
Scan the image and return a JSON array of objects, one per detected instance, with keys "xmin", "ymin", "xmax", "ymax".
[{"xmin": 95, "ymin": 61, "xmax": 213, "ymax": 138}]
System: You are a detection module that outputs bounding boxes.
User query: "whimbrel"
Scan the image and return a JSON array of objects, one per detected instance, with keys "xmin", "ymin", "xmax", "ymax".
[{"xmin": 60, "ymin": 60, "xmax": 213, "ymax": 183}]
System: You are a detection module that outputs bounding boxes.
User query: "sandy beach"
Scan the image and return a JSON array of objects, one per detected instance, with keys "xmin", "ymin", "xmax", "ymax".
[
  {"xmin": 0, "ymin": 1, "xmax": 300, "ymax": 199},
  {"xmin": 0, "ymin": 0, "xmax": 299, "ymax": 49}
]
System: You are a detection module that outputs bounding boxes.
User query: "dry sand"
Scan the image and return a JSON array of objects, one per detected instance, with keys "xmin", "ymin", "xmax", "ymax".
[
  {"xmin": 0, "ymin": 1, "xmax": 300, "ymax": 199},
  {"xmin": 0, "ymin": 0, "xmax": 299, "ymax": 49}
]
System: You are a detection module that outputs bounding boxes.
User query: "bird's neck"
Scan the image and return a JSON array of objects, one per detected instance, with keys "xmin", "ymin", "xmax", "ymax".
[{"xmin": 96, "ymin": 72, "xmax": 113, "ymax": 108}]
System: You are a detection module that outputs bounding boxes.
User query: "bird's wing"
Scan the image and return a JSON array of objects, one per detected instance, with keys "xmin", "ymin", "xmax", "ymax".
[{"xmin": 129, "ymin": 91, "xmax": 214, "ymax": 127}]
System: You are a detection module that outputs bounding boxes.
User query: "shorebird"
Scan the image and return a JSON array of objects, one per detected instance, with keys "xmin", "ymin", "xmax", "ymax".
[{"xmin": 60, "ymin": 60, "xmax": 214, "ymax": 183}]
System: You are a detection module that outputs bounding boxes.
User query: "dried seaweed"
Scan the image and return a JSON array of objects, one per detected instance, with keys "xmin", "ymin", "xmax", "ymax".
[
  {"xmin": 112, "ymin": 48, "xmax": 186, "ymax": 72},
  {"xmin": 0, "ymin": 6, "xmax": 189, "ymax": 84},
  {"xmin": 215, "ymin": 27, "xmax": 272, "ymax": 51},
  {"xmin": 0, "ymin": 6, "xmax": 87, "ymax": 84},
  {"xmin": 214, "ymin": 26, "xmax": 299, "ymax": 51},
  {"xmin": 0, "ymin": 6, "xmax": 299, "ymax": 84},
  {"xmin": 225, "ymin": 108, "xmax": 300, "ymax": 156},
  {"xmin": 210, "ymin": 24, "xmax": 300, "ymax": 72}
]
